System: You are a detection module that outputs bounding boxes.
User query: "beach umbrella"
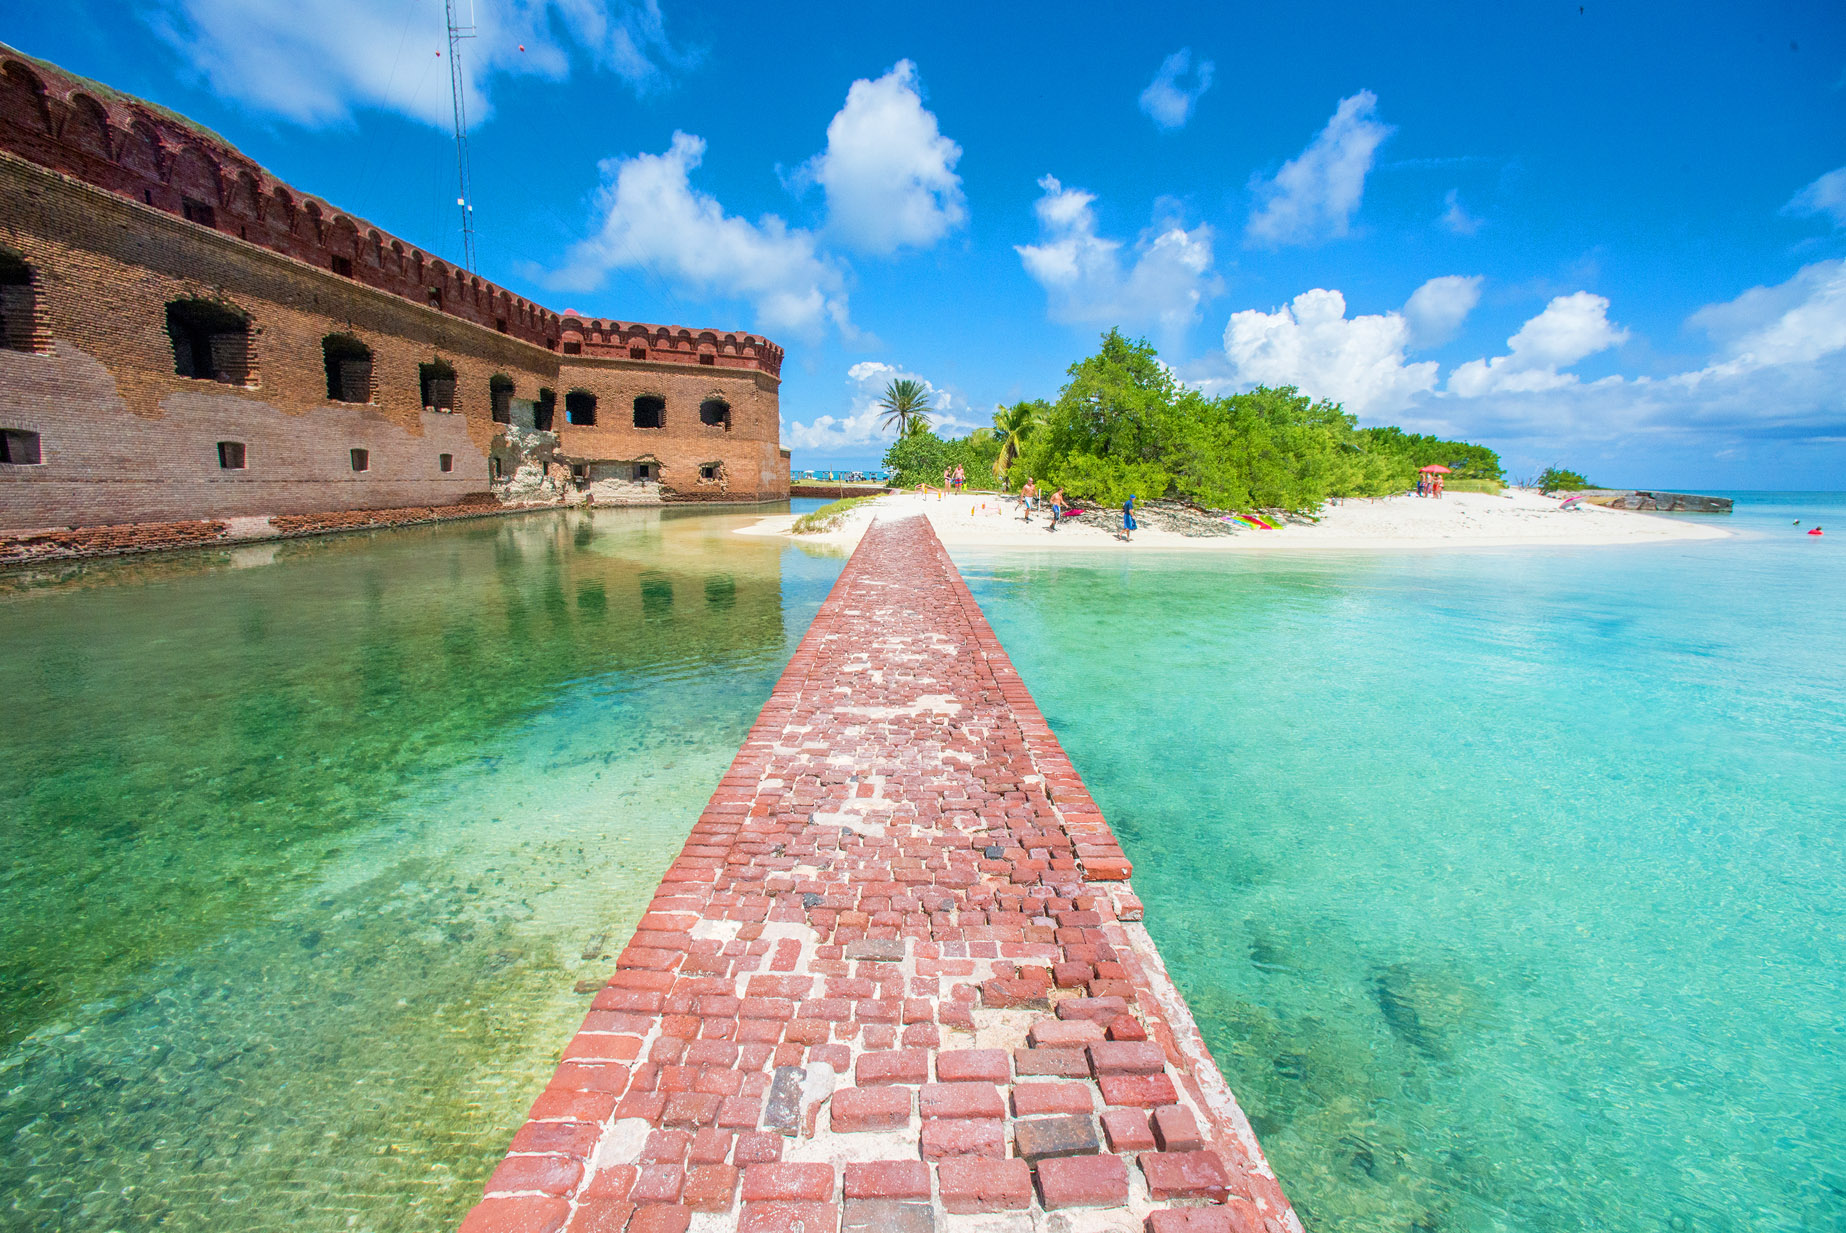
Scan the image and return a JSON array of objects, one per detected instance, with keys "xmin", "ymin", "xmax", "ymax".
[{"xmin": 1418, "ymin": 464, "xmax": 1452, "ymax": 473}]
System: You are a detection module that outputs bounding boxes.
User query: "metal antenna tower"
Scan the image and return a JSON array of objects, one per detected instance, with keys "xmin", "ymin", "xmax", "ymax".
[{"xmin": 443, "ymin": 0, "xmax": 477, "ymax": 272}]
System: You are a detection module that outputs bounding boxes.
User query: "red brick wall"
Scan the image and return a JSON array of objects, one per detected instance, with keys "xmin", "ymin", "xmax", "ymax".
[
  {"xmin": 0, "ymin": 41, "xmax": 791, "ymax": 531},
  {"xmin": 553, "ymin": 359, "xmax": 787, "ymax": 502}
]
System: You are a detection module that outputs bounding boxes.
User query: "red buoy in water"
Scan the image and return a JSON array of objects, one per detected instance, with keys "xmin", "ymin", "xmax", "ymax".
[{"xmin": 1809, "ymin": 527, "xmax": 1824, "ymax": 536}]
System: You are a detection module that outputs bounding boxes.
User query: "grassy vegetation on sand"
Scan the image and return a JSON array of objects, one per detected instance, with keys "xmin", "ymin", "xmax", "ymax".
[{"xmin": 792, "ymin": 497, "xmax": 877, "ymax": 534}]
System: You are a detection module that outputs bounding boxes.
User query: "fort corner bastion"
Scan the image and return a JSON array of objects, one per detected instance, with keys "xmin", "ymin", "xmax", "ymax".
[{"xmin": 0, "ymin": 44, "xmax": 790, "ymax": 547}]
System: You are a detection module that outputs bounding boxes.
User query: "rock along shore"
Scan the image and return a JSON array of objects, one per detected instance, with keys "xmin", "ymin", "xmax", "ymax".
[{"xmin": 461, "ymin": 512, "xmax": 1299, "ymax": 1233}]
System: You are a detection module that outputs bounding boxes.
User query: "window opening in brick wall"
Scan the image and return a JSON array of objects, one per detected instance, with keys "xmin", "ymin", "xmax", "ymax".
[
  {"xmin": 632, "ymin": 395, "xmax": 664, "ymax": 429},
  {"xmin": 562, "ymin": 339, "xmax": 582, "ymax": 355},
  {"xmin": 427, "ymin": 285, "xmax": 442, "ymax": 309},
  {"xmin": 565, "ymin": 390, "xmax": 598, "ymax": 426},
  {"xmin": 181, "ymin": 197, "xmax": 217, "ymax": 228},
  {"xmin": 0, "ymin": 250, "xmax": 42, "ymax": 353},
  {"xmin": 699, "ymin": 464, "xmax": 717, "ymax": 480},
  {"xmin": 635, "ymin": 462, "xmax": 655, "ymax": 481},
  {"xmin": 629, "ymin": 346, "xmax": 646, "ymax": 359},
  {"xmin": 419, "ymin": 358, "xmax": 457, "ymax": 412},
  {"xmin": 699, "ymin": 398, "xmax": 732, "ymax": 431},
  {"xmin": 491, "ymin": 456, "xmax": 504, "ymax": 479},
  {"xmin": 546, "ymin": 338, "xmax": 557, "ymax": 351},
  {"xmin": 350, "ymin": 448, "xmax": 369, "ymax": 472},
  {"xmin": 439, "ymin": 453, "xmax": 454, "ymax": 472},
  {"xmin": 489, "ymin": 373, "xmax": 515, "ymax": 424},
  {"xmin": 330, "ymin": 254, "xmax": 354, "ymax": 278},
  {"xmin": 495, "ymin": 317, "xmax": 508, "ymax": 333},
  {"xmin": 535, "ymin": 388, "xmax": 556, "ymax": 431},
  {"xmin": 322, "ymin": 333, "xmax": 373, "ymax": 403},
  {"xmin": 1, "ymin": 427, "xmax": 42, "ymax": 465},
  {"xmin": 216, "ymin": 441, "xmax": 246, "ymax": 469},
  {"xmin": 166, "ymin": 299, "xmax": 253, "ymax": 385},
  {"xmin": 699, "ymin": 353, "xmax": 715, "ymax": 366}
]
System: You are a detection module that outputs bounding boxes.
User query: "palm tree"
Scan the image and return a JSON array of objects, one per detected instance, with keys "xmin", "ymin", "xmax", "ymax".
[
  {"xmin": 990, "ymin": 401, "xmax": 1043, "ymax": 479},
  {"xmin": 877, "ymin": 378, "xmax": 932, "ymax": 437}
]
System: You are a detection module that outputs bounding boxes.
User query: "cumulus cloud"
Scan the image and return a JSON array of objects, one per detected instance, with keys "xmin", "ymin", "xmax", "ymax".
[
  {"xmin": 1016, "ymin": 176, "xmax": 1221, "ymax": 336},
  {"xmin": 151, "ymin": 0, "xmax": 685, "ymax": 128},
  {"xmin": 1216, "ymin": 266, "xmax": 1846, "ymax": 465},
  {"xmin": 796, "ymin": 60, "xmax": 966, "ymax": 256},
  {"xmin": 1138, "ymin": 48, "xmax": 1214, "ymax": 130},
  {"xmin": 1403, "ymin": 275, "xmax": 1483, "ymax": 347},
  {"xmin": 1440, "ymin": 188, "xmax": 1483, "ymax": 236},
  {"xmin": 1246, "ymin": 91, "xmax": 1392, "ymax": 247},
  {"xmin": 1447, "ymin": 292, "xmax": 1628, "ymax": 396},
  {"xmin": 550, "ymin": 132, "xmax": 849, "ymax": 339},
  {"xmin": 1682, "ymin": 258, "xmax": 1846, "ymax": 381},
  {"xmin": 1222, "ymin": 288, "xmax": 1438, "ymax": 417},
  {"xmin": 782, "ymin": 362, "xmax": 978, "ymax": 452},
  {"xmin": 1783, "ymin": 166, "xmax": 1846, "ymax": 228}
]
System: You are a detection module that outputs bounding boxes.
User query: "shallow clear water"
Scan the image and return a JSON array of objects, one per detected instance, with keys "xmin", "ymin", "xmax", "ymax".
[
  {"xmin": 0, "ymin": 505, "xmax": 844, "ymax": 1232},
  {"xmin": 959, "ymin": 494, "xmax": 1846, "ymax": 1233}
]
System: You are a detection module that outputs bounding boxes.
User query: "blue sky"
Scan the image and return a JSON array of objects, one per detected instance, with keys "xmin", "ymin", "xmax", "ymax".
[{"xmin": 9, "ymin": 1, "xmax": 1846, "ymax": 487}]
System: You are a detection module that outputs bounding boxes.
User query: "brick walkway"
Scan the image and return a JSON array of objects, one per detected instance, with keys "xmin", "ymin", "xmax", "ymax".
[{"xmin": 461, "ymin": 515, "xmax": 1300, "ymax": 1233}]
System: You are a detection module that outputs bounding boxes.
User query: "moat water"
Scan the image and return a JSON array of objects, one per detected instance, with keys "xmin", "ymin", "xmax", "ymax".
[
  {"xmin": 4, "ymin": 497, "xmax": 1841, "ymax": 1233},
  {"xmin": 0, "ymin": 504, "xmax": 845, "ymax": 1232},
  {"xmin": 960, "ymin": 493, "xmax": 1845, "ymax": 1233}
]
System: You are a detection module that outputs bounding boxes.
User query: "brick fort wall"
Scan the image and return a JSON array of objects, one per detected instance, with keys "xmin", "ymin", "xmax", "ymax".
[{"xmin": 0, "ymin": 43, "xmax": 789, "ymax": 533}]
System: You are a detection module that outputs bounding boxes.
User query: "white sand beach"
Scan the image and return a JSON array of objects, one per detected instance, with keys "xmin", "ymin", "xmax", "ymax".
[{"xmin": 740, "ymin": 487, "xmax": 1734, "ymax": 551}]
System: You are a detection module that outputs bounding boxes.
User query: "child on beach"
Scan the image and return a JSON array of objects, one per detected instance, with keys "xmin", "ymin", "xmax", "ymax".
[{"xmin": 1048, "ymin": 488, "xmax": 1065, "ymax": 531}]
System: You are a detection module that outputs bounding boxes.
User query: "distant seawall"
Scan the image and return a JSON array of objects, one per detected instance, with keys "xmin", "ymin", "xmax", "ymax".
[{"xmin": 1578, "ymin": 490, "xmax": 1734, "ymax": 513}]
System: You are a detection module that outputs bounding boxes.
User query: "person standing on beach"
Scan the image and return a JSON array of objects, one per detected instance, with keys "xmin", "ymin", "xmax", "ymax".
[
  {"xmin": 1434, "ymin": 474, "xmax": 1444, "ymax": 499},
  {"xmin": 1048, "ymin": 487, "xmax": 1065, "ymax": 532},
  {"xmin": 953, "ymin": 464, "xmax": 965, "ymax": 494},
  {"xmin": 1020, "ymin": 478, "xmax": 1037, "ymax": 520},
  {"xmin": 1121, "ymin": 493, "xmax": 1137, "ymax": 542}
]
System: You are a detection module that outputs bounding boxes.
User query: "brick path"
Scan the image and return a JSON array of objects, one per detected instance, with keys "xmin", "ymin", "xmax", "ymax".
[{"xmin": 461, "ymin": 514, "xmax": 1300, "ymax": 1233}]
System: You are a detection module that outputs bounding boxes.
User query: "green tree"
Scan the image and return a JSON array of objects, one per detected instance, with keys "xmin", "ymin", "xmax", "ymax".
[
  {"xmin": 877, "ymin": 378, "xmax": 933, "ymax": 437},
  {"xmin": 1536, "ymin": 466, "xmax": 1591, "ymax": 492},
  {"xmin": 990, "ymin": 400, "xmax": 1047, "ymax": 479}
]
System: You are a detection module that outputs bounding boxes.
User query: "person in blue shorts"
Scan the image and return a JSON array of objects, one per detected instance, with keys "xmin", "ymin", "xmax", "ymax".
[{"xmin": 1121, "ymin": 494, "xmax": 1137, "ymax": 542}]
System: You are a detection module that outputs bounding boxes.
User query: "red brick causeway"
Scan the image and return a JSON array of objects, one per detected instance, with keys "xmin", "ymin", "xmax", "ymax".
[{"xmin": 461, "ymin": 514, "xmax": 1300, "ymax": 1233}]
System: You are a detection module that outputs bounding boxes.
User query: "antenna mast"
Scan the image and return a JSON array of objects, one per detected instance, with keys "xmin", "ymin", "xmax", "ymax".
[{"xmin": 444, "ymin": 0, "xmax": 477, "ymax": 272}]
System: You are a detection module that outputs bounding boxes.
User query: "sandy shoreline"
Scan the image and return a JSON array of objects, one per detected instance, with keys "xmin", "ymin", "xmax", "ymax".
[{"xmin": 739, "ymin": 487, "xmax": 1735, "ymax": 552}]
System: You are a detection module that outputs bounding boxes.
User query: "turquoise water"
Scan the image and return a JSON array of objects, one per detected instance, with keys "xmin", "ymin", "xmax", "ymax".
[
  {"xmin": 0, "ymin": 505, "xmax": 844, "ymax": 1232},
  {"xmin": 959, "ymin": 493, "xmax": 1845, "ymax": 1233}
]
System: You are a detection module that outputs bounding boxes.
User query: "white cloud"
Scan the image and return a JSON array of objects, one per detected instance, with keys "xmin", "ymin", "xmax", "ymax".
[
  {"xmin": 1214, "ymin": 266, "xmax": 1846, "ymax": 465},
  {"xmin": 151, "ymin": 0, "xmax": 683, "ymax": 128},
  {"xmin": 550, "ymin": 132, "xmax": 849, "ymax": 339},
  {"xmin": 1682, "ymin": 258, "xmax": 1846, "ymax": 381},
  {"xmin": 1440, "ymin": 188, "xmax": 1483, "ymax": 236},
  {"xmin": 1138, "ymin": 48, "xmax": 1214, "ymax": 130},
  {"xmin": 783, "ymin": 362, "xmax": 978, "ymax": 451},
  {"xmin": 1447, "ymin": 292, "xmax": 1628, "ymax": 396},
  {"xmin": 1246, "ymin": 91, "xmax": 1392, "ymax": 247},
  {"xmin": 796, "ymin": 60, "xmax": 966, "ymax": 256},
  {"xmin": 1403, "ymin": 275, "xmax": 1483, "ymax": 347},
  {"xmin": 1222, "ymin": 288, "xmax": 1438, "ymax": 417},
  {"xmin": 1016, "ymin": 176, "xmax": 1221, "ymax": 335},
  {"xmin": 1783, "ymin": 166, "xmax": 1846, "ymax": 227}
]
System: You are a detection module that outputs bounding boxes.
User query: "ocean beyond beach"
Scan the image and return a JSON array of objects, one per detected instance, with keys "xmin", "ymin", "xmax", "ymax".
[{"xmin": 956, "ymin": 491, "xmax": 1845, "ymax": 1232}]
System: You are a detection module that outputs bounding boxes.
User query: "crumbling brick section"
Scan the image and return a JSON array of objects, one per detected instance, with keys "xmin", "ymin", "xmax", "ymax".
[{"xmin": 460, "ymin": 514, "xmax": 1300, "ymax": 1233}]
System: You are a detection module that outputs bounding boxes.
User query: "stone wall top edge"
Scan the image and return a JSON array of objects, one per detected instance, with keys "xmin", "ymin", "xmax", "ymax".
[{"xmin": 0, "ymin": 151, "xmax": 561, "ymax": 367}]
